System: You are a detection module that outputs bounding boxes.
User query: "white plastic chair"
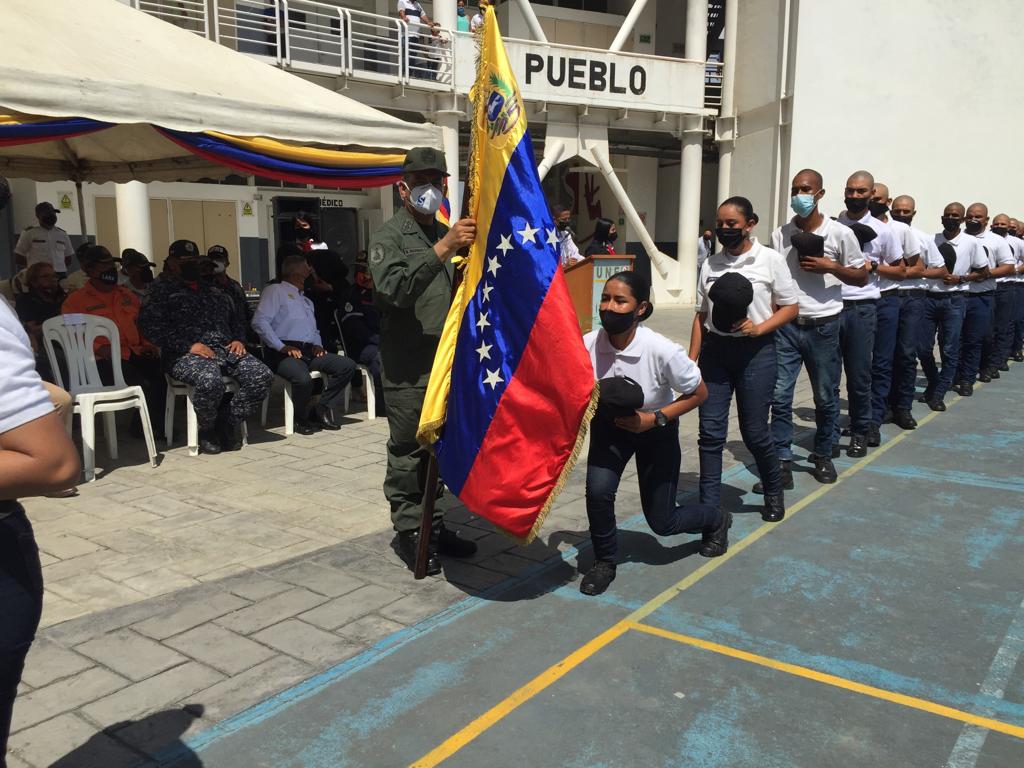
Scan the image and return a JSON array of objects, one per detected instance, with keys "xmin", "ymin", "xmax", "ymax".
[
  {"xmin": 260, "ymin": 370, "xmax": 324, "ymax": 436},
  {"xmin": 333, "ymin": 310, "xmax": 377, "ymax": 420},
  {"xmin": 41, "ymin": 314, "xmax": 158, "ymax": 482},
  {"xmin": 164, "ymin": 375, "xmax": 249, "ymax": 457}
]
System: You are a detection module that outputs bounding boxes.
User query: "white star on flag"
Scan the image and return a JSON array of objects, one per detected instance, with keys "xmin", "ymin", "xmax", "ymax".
[
  {"xmin": 496, "ymin": 234, "xmax": 514, "ymax": 256},
  {"xmin": 476, "ymin": 311, "xmax": 491, "ymax": 331},
  {"xmin": 481, "ymin": 282, "xmax": 494, "ymax": 302},
  {"xmin": 476, "ymin": 341, "xmax": 493, "ymax": 361},
  {"xmin": 487, "ymin": 256, "xmax": 502, "ymax": 277},
  {"xmin": 517, "ymin": 223, "xmax": 539, "ymax": 244},
  {"xmin": 483, "ymin": 368, "xmax": 504, "ymax": 390},
  {"xmin": 546, "ymin": 228, "xmax": 559, "ymax": 247}
]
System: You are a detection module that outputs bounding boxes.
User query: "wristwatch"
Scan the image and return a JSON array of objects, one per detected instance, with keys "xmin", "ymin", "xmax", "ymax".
[
  {"xmin": 654, "ymin": 410, "xmax": 668, "ymax": 428},
  {"xmin": 869, "ymin": 261, "xmax": 879, "ymax": 273}
]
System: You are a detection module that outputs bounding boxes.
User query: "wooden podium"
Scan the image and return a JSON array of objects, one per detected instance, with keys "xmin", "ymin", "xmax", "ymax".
[{"xmin": 563, "ymin": 254, "xmax": 635, "ymax": 333}]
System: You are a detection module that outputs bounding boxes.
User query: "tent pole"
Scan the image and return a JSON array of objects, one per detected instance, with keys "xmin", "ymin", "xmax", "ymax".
[{"xmin": 75, "ymin": 180, "xmax": 88, "ymax": 240}]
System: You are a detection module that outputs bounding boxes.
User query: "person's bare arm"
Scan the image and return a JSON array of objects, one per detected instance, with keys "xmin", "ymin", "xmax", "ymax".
[
  {"xmin": 0, "ymin": 411, "xmax": 80, "ymax": 499},
  {"xmin": 688, "ymin": 313, "xmax": 705, "ymax": 361}
]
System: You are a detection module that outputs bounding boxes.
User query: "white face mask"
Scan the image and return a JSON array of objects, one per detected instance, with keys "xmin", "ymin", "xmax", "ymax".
[
  {"xmin": 212, "ymin": 260, "xmax": 227, "ymax": 275},
  {"xmin": 404, "ymin": 182, "xmax": 444, "ymax": 215}
]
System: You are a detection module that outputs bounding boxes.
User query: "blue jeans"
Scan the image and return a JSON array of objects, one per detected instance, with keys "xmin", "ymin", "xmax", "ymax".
[
  {"xmin": 698, "ymin": 334, "xmax": 780, "ymax": 507},
  {"xmin": 958, "ymin": 293, "xmax": 995, "ymax": 383},
  {"xmin": 891, "ymin": 293, "xmax": 926, "ymax": 412},
  {"xmin": 919, "ymin": 293, "xmax": 966, "ymax": 400},
  {"xmin": 585, "ymin": 418, "xmax": 719, "ymax": 562},
  {"xmin": 835, "ymin": 301, "xmax": 877, "ymax": 440},
  {"xmin": 1013, "ymin": 284, "xmax": 1024, "ymax": 354},
  {"xmin": 0, "ymin": 504, "xmax": 43, "ymax": 760},
  {"xmin": 982, "ymin": 283, "xmax": 1016, "ymax": 370},
  {"xmin": 770, "ymin": 317, "xmax": 842, "ymax": 461},
  {"xmin": 869, "ymin": 294, "xmax": 900, "ymax": 425}
]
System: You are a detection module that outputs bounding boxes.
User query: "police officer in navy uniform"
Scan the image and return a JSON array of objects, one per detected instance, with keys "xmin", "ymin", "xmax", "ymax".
[
  {"xmin": 368, "ymin": 147, "xmax": 477, "ymax": 574},
  {"xmin": 139, "ymin": 240, "xmax": 273, "ymax": 454},
  {"xmin": 14, "ymin": 202, "xmax": 76, "ymax": 279}
]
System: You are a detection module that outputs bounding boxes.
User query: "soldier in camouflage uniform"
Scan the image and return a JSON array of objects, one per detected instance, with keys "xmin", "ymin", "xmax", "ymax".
[
  {"xmin": 139, "ymin": 240, "xmax": 273, "ymax": 454},
  {"xmin": 368, "ymin": 147, "xmax": 478, "ymax": 574}
]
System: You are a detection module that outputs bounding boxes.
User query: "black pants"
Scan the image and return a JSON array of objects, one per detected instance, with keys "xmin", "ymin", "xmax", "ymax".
[
  {"xmin": 0, "ymin": 504, "xmax": 43, "ymax": 763},
  {"xmin": 585, "ymin": 418, "xmax": 719, "ymax": 562},
  {"xmin": 263, "ymin": 347, "xmax": 356, "ymax": 420},
  {"xmin": 98, "ymin": 353, "xmax": 167, "ymax": 434}
]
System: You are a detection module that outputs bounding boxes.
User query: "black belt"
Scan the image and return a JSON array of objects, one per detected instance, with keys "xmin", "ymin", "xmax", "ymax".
[
  {"xmin": 879, "ymin": 288, "xmax": 899, "ymax": 297},
  {"xmin": 926, "ymin": 291, "xmax": 956, "ymax": 299},
  {"xmin": 898, "ymin": 289, "xmax": 926, "ymax": 297},
  {"xmin": 968, "ymin": 291, "xmax": 995, "ymax": 297},
  {"xmin": 843, "ymin": 298, "xmax": 878, "ymax": 307},
  {"xmin": 793, "ymin": 312, "xmax": 840, "ymax": 327}
]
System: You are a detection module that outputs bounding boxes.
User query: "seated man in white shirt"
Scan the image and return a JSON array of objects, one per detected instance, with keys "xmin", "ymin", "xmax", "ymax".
[{"xmin": 252, "ymin": 255, "xmax": 357, "ymax": 434}]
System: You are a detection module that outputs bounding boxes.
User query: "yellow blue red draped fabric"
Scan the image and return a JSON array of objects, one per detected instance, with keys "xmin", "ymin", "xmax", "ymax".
[
  {"xmin": 416, "ymin": 7, "xmax": 597, "ymax": 543},
  {"xmin": 436, "ymin": 197, "xmax": 452, "ymax": 228},
  {"xmin": 0, "ymin": 112, "xmax": 405, "ymax": 187}
]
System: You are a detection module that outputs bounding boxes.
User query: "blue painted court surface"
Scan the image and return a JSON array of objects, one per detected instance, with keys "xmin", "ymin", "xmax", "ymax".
[{"xmin": 165, "ymin": 375, "xmax": 1024, "ymax": 767}]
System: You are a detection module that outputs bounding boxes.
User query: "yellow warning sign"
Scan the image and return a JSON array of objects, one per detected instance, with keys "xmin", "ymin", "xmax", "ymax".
[
  {"xmin": 60, "ymin": 193, "xmax": 73, "ymax": 210},
  {"xmin": 241, "ymin": 202, "xmax": 254, "ymax": 216}
]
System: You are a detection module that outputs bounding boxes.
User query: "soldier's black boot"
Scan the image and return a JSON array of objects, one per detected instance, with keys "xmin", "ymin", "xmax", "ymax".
[
  {"xmin": 762, "ymin": 494, "xmax": 785, "ymax": 523},
  {"xmin": 198, "ymin": 428, "xmax": 222, "ymax": 455},
  {"xmin": 394, "ymin": 530, "xmax": 441, "ymax": 575},
  {"xmin": 217, "ymin": 414, "xmax": 243, "ymax": 451},
  {"xmin": 432, "ymin": 523, "xmax": 477, "ymax": 558},
  {"xmin": 700, "ymin": 510, "xmax": 732, "ymax": 557}
]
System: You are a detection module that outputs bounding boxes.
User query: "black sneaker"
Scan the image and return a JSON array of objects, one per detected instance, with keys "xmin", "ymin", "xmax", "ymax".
[
  {"xmin": 699, "ymin": 510, "xmax": 733, "ymax": 557},
  {"xmin": 892, "ymin": 410, "xmax": 917, "ymax": 430},
  {"xmin": 432, "ymin": 523, "xmax": 478, "ymax": 558},
  {"xmin": 847, "ymin": 434, "xmax": 867, "ymax": 458},
  {"xmin": 809, "ymin": 454, "xmax": 838, "ymax": 484},
  {"xmin": 580, "ymin": 560, "xmax": 617, "ymax": 595},
  {"xmin": 752, "ymin": 461, "xmax": 793, "ymax": 494},
  {"xmin": 866, "ymin": 424, "xmax": 881, "ymax": 447}
]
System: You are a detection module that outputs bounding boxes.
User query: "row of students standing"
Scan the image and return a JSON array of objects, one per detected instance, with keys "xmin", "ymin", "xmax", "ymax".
[{"xmin": 576, "ymin": 167, "xmax": 1024, "ymax": 596}]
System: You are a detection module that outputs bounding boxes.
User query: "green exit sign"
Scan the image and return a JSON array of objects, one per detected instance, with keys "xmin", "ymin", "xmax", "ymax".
[{"xmin": 639, "ymin": 34, "xmax": 651, "ymax": 43}]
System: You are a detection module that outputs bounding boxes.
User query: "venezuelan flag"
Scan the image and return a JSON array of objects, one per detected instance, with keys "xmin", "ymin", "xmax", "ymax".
[
  {"xmin": 417, "ymin": 7, "xmax": 597, "ymax": 543},
  {"xmin": 436, "ymin": 197, "xmax": 452, "ymax": 228}
]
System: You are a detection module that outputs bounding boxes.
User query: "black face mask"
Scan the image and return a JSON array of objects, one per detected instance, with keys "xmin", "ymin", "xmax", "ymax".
[
  {"xmin": 98, "ymin": 267, "xmax": 119, "ymax": 285},
  {"xmin": 40, "ymin": 213, "xmax": 58, "ymax": 227},
  {"xmin": 868, "ymin": 200, "xmax": 889, "ymax": 218},
  {"xmin": 715, "ymin": 227, "xmax": 746, "ymax": 250},
  {"xmin": 890, "ymin": 213, "xmax": 914, "ymax": 226},
  {"xmin": 992, "ymin": 226, "xmax": 1009, "ymax": 237},
  {"xmin": 139, "ymin": 267, "xmax": 154, "ymax": 284},
  {"xmin": 599, "ymin": 308, "xmax": 636, "ymax": 336},
  {"xmin": 964, "ymin": 220, "xmax": 984, "ymax": 235},
  {"xmin": 557, "ymin": 220, "xmax": 570, "ymax": 231},
  {"xmin": 845, "ymin": 197, "xmax": 869, "ymax": 214},
  {"xmin": 181, "ymin": 260, "xmax": 202, "ymax": 281},
  {"xmin": 607, "ymin": 231, "xmax": 618, "ymax": 244},
  {"xmin": 941, "ymin": 216, "xmax": 961, "ymax": 232}
]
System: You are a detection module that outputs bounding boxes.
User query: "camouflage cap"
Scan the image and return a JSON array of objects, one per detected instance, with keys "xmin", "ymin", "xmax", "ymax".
[{"xmin": 402, "ymin": 147, "xmax": 448, "ymax": 176}]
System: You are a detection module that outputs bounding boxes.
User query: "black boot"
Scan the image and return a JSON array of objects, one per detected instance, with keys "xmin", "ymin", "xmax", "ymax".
[
  {"xmin": 700, "ymin": 510, "xmax": 733, "ymax": 557},
  {"xmin": 394, "ymin": 530, "xmax": 441, "ymax": 575},
  {"xmin": 848, "ymin": 433, "xmax": 867, "ymax": 458},
  {"xmin": 752, "ymin": 461, "xmax": 793, "ymax": 494},
  {"xmin": 866, "ymin": 424, "xmax": 881, "ymax": 447},
  {"xmin": 1012, "ymin": 351, "xmax": 1023, "ymax": 362},
  {"xmin": 217, "ymin": 416, "xmax": 243, "ymax": 451},
  {"xmin": 892, "ymin": 410, "xmax": 917, "ymax": 430},
  {"xmin": 998, "ymin": 362, "xmax": 1010, "ymax": 372},
  {"xmin": 959, "ymin": 382, "xmax": 974, "ymax": 397},
  {"xmin": 809, "ymin": 454, "xmax": 838, "ymax": 484},
  {"xmin": 990, "ymin": 368, "xmax": 1001, "ymax": 379},
  {"xmin": 432, "ymin": 523, "xmax": 477, "ymax": 558},
  {"xmin": 580, "ymin": 560, "xmax": 617, "ymax": 595},
  {"xmin": 198, "ymin": 428, "xmax": 222, "ymax": 455},
  {"xmin": 978, "ymin": 370, "xmax": 992, "ymax": 383},
  {"xmin": 926, "ymin": 398, "xmax": 946, "ymax": 412},
  {"xmin": 762, "ymin": 494, "xmax": 785, "ymax": 523}
]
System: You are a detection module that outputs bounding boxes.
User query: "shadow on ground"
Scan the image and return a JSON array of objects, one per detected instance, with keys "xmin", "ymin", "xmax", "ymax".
[{"xmin": 50, "ymin": 706, "xmax": 204, "ymax": 768}]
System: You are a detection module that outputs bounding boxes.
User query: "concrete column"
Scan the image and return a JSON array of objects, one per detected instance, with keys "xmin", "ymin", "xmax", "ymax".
[
  {"xmin": 675, "ymin": 0, "xmax": 708, "ymax": 300},
  {"xmin": 114, "ymin": 181, "xmax": 152, "ymax": 258},
  {"xmin": 716, "ymin": 0, "xmax": 739, "ymax": 202},
  {"xmin": 432, "ymin": 0, "xmax": 456, "ymax": 29}
]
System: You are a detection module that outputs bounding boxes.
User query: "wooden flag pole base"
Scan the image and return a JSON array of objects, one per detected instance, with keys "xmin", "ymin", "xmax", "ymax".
[{"xmin": 414, "ymin": 452, "xmax": 440, "ymax": 579}]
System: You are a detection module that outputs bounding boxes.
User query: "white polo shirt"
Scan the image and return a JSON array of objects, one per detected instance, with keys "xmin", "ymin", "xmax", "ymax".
[
  {"xmin": 251, "ymin": 281, "xmax": 322, "ymax": 351},
  {"xmin": 970, "ymin": 229, "xmax": 1014, "ymax": 292},
  {"xmin": 14, "ymin": 225, "xmax": 75, "ymax": 273},
  {"xmin": 1010, "ymin": 236, "xmax": 1024, "ymax": 282},
  {"xmin": 837, "ymin": 212, "xmax": 904, "ymax": 299},
  {"xmin": 0, "ymin": 300, "xmax": 53, "ymax": 436},
  {"xmin": 584, "ymin": 325, "xmax": 702, "ymax": 411},
  {"xmin": 984, "ymin": 231, "xmax": 1019, "ymax": 285},
  {"xmin": 696, "ymin": 239, "xmax": 799, "ymax": 336},
  {"xmin": 771, "ymin": 216, "xmax": 865, "ymax": 319},
  {"xmin": 930, "ymin": 231, "xmax": 989, "ymax": 293},
  {"xmin": 908, "ymin": 226, "xmax": 944, "ymax": 291}
]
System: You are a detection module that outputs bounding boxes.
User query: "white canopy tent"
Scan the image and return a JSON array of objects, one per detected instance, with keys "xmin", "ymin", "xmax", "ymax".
[{"xmin": 0, "ymin": 0, "xmax": 441, "ymax": 183}]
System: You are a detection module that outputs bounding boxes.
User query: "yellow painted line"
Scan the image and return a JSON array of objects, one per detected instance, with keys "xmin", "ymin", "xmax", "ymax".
[
  {"xmin": 409, "ymin": 393, "xmax": 967, "ymax": 766},
  {"xmin": 627, "ymin": 621, "xmax": 1024, "ymax": 740},
  {"xmin": 409, "ymin": 623, "xmax": 629, "ymax": 767}
]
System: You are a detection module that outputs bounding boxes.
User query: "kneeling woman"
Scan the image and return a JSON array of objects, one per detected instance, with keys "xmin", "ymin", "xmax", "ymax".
[
  {"xmin": 689, "ymin": 196, "xmax": 799, "ymax": 522},
  {"xmin": 581, "ymin": 271, "xmax": 729, "ymax": 596}
]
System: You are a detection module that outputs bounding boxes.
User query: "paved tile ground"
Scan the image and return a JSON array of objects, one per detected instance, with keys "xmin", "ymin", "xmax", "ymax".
[{"xmin": 10, "ymin": 308, "xmax": 826, "ymax": 767}]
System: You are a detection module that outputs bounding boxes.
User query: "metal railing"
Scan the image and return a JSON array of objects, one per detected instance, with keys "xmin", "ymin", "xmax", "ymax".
[{"xmin": 131, "ymin": 0, "xmax": 714, "ymax": 108}]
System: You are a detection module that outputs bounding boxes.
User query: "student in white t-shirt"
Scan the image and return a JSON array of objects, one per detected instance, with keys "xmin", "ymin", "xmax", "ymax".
[
  {"xmin": 690, "ymin": 196, "xmax": 798, "ymax": 524},
  {"xmin": 977, "ymin": 210, "xmax": 1018, "ymax": 381},
  {"xmin": 1008, "ymin": 219, "xmax": 1024, "ymax": 361},
  {"xmin": 0, "ymin": 299, "xmax": 80, "ymax": 758},
  {"xmin": 580, "ymin": 271, "xmax": 723, "ymax": 596}
]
